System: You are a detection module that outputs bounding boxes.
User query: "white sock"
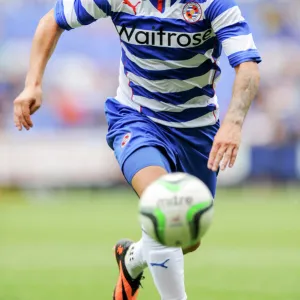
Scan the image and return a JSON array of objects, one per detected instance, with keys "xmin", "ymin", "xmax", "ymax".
[
  {"xmin": 142, "ymin": 231, "xmax": 187, "ymax": 300},
  {"xmin": 125, "ymin": 232, "xmax": 187, "ymax": 299},
  {"xmin": 125, "ymin": 239, "xmax": 147, "ymax": 279}
]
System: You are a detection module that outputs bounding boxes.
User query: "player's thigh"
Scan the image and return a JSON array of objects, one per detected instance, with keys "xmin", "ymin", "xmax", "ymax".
[{"xmin": 123, "ymin": 146, "xmax": 171, "ymax": 197}]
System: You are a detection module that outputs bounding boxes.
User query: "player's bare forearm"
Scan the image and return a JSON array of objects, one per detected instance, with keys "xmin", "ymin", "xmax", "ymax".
[
  {"xmin": 224, "ymin": 62, "xmax": 260, "ymax": 127},
  {"xmin": 208, "ymin": 62, "xmax": 260, "ymax": 172},
  {"xmin": 26, "ymin": 9, "xmax": 63, "ymax": 88},
  {"xmin": 14, "ymin": 9, "xmax": 63, "ymax": 131}
]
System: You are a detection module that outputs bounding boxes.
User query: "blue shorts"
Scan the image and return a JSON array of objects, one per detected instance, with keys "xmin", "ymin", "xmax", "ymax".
[{"xmin": 105, "ymin": 98, "xmax": 220, "ymax": 197}]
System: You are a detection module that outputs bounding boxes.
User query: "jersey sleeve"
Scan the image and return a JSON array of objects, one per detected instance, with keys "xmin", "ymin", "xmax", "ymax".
[
  {"xmin": 205, "ymin": 0, "xmax": 262, "ymax": 68},
  {"xmin": 54, "ymin": 0, "xmax": 112, "ymax": 30}
]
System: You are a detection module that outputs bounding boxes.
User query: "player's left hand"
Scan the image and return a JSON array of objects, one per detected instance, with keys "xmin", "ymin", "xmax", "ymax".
[{"xmin": 208, "ymin": 121, "xmax": 241, "ymax": 172}]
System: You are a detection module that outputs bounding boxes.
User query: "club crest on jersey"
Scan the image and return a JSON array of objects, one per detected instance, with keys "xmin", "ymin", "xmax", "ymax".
[
  {"xmin": 121, "ymin": 133, "xmax": 131, "ymax": 148},
  {"xmin": 182, "ymin": 2, "xmax": 202, "ymax": 23}
]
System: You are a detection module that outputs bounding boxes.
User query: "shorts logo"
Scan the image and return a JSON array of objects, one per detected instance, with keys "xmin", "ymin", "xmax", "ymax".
[
  {"xmin": 182, "ymin": 2, "xmax": 202, "ymax": 23},
  {"xmin": 121, "ymin": 133, "xmax": 131, "ymax": 148}
]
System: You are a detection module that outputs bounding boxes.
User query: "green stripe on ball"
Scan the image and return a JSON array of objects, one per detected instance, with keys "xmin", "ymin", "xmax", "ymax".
[
  {"xmin": 154, "ymin": 208, "xmax": 166, "ymax": 244},
  {"xmin": 186, "ymin": 200, "xmax": 212, "ymax": 241}
]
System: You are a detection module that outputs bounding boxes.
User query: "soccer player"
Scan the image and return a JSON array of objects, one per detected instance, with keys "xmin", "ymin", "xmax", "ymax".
[{"xmin": 13, "ymin": 0, "xmax": 261, "ymax": 298}]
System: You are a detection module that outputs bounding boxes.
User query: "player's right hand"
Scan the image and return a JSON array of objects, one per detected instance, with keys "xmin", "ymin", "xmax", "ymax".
[{"xmin": 13, "ymin": 86, "xmax": 42, "ymax": 131}]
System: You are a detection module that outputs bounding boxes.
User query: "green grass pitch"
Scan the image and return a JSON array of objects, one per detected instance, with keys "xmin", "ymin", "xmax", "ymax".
[{"xmin": 0, "ymin": 187, "xmax": 300, "ymax": 300}]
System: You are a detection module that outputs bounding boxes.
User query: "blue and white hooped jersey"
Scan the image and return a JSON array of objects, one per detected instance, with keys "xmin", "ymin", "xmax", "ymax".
[{"xmin": 55, "ymin": 0, "xmax": 262, "ymax": 128}]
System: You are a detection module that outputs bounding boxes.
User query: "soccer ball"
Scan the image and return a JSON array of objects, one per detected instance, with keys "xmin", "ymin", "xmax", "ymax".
[{"xmin": 139, "ymin": 172, "xmax": 214, "ymax": 249}]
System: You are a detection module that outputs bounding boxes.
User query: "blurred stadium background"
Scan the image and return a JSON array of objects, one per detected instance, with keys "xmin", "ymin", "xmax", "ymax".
[{"xmin": 0, "ymin": 0, "xmax": 300, "ymax": 299}]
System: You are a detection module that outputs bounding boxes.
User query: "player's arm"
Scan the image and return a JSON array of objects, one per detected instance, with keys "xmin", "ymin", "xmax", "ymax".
[
  {"xmin": 14, "ymin": 0, "xmax": 112, "ymax": 131},
  {"xmin": 205, "ymin": 0, "xmax": 261, "ymax": 171},
  {"xmin": 227, "ymin": 62, "xmax": 260, "ymax": 126},
  {"xmin": 13, "ymin": 10, "xmax": 63, "ymax": 131},
  {"xmin": 210, "ymin": 61, "xmax": 260, "ymax": 171}
]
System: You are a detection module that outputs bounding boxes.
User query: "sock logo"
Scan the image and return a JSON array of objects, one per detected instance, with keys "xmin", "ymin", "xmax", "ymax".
[{"xmin": 150, "ymin": 258, "xmax": 170, "ymax": 269}]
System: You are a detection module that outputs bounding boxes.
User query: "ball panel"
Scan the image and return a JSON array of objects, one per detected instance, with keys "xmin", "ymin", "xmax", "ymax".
[
  {"xmin": 139, "ymin": 172, "xmax": 214, "ymax": 249},
  {"xmin": 199, "ymin": 207, "xmax": 214, "ymax": 238},
  {"xmin": 188, "ymin": 202, "xmax": 213, "ymax": 241},
  {"xmin": 186, "ymin": 200, "xmax": 213, "ymax": 240},
  {"xmin": 153, "ymin": 208, "xmax": 166, "ymax": 245},
  {"xmin": 139, "ymin": 208, "xmax": 166, "ymax": 245},
  {"xmin": 157, "ymin": 180, "xmax": 181, "ymax": 192}
]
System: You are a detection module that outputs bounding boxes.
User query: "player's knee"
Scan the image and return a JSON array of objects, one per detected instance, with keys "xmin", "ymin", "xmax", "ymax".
[
  {"xmin": 183, "ymin": 241, "xmax": 201, "ymax": 254},
  {"xmin": 132, "ymin": 166, "xmax": 168, "ymax": 197}
]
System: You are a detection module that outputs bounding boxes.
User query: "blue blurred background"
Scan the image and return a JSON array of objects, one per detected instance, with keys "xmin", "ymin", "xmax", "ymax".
[{"xmin": 0, "ymin": 0, "xmax": 300, "ymax": 187}]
